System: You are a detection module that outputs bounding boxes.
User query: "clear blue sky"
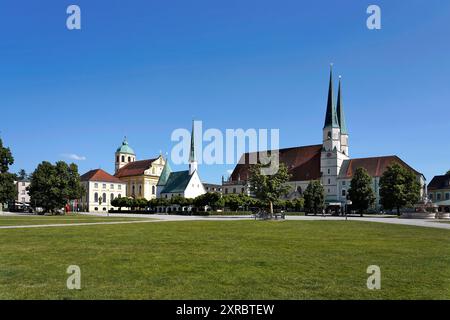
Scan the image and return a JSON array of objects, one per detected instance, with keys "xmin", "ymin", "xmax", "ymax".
[{"xmin": 1, "ymin": 0, "xmax": 449, "ymax": 183}]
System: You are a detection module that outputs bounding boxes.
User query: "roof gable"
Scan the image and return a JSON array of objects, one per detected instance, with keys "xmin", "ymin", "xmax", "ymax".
[
  {"xmin": 229, "ymin": 144, "xmax": 322, "ymax": 182},
  {"xmin": 428, "ymin": 174, "xmax": 450, "ymax": 190},
  {"xmin": 339, "ymin": 156, "xmax": 421, "ymax": 178},
  {"xmin": 81, "ymin": 169, "xmax": 123, "ymax": 183},
  {"xmin": 160, "ymin": 170, "xmax": 192, "ymax": 194},
  {"xmin": 115, "ymin": 158, "xmax": 158, "ymax": 178}
]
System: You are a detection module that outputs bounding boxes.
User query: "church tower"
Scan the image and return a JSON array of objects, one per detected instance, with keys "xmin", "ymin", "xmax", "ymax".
[
  {"xmin": 189, "ymin": 120, "xmax": 198, "ymax": 175},
  {"xmin": 115, "ymin": 137, "xmax": 136, "ymax": 173},
  {"xmin": 337, "ymin": 76, "xmax": 349, "ymax": 156},
  {"xmin": 320, "ymin": 66, "xmax": 349, "ymax": 204}
]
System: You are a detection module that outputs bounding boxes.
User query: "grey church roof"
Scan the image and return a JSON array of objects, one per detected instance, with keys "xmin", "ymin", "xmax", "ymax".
[{"xmin": 160, "ymin": 170, "xmax": 192, "ymax": 194}]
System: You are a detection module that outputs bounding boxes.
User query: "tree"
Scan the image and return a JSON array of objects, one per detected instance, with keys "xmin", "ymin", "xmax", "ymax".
[
  {"xmin": 193, "ymin": 192, "xmax": 222, "ymax": 211},
  {"xmin": 249, "ymin": 163, "xmax": 292, "ymax": 215},
  {"xmin": 28, "ymin": 161, "xmax": 84, "ymax": 214},
  {"xmin": 379, "ymin": 163, "xmax": 421, "ymax": 215},
  {"xmin": 446, "ymin": 170, "xmax": 450, "ymax": 176},
  {"xmin": 222, "ymin": 194, "xmax": 244, "ymax": 211},
  {"xmin": 17, "ymin": 169, "xmax": 28, "ymax": 181},
  {"xmin": 303, "ymin": 180, "xmax": 324, "ymax": 215},
  {"xmin": 348, "ymin": 167, "xmax": 376, "ymax": 216},
  {"xmin": 0, "ymin": 138, "xmax": 17, "ymax": 209}
]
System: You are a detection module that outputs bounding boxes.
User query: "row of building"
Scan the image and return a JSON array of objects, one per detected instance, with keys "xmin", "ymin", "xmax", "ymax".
[{"xmin": 13, "ymin": 68, "xmax": 450, "ymax": 213}]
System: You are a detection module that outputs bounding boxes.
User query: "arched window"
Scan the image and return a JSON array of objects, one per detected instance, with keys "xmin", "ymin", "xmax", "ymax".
[
  {"xmin": 110, "ymin": 194, "xmax": 114, "ymax": 203},
  {"xmin": 102, "ymin": 193, "xmax": 107, "ymax": 204},
  {"xmin": 121, "ymin": 155, "xmax": 125, "ymax": 162},
  {"xmin": 116, "ymin": 156, "xmax": 119, "ymax": 162},
  {"xmin": 152, "ymin": 185, "xmax": 155, "ymax": 194},
  {"xmin": 139, "ymin": 185, "xmax": 142, "ymax": 196},
  {"xmin": 128, "ymin": 156, "xmax": 131, "ymax": 162},
  {"xmin": 118, "ymin": 194, "xmax": 121, "ymax": 198},
  {"xmin": 132, "ymin": 185, "xmax": 135, "ymax": 196},
  {"xmin": 94, "ymin": 192, "xmax": 99, "ymax": 203}
]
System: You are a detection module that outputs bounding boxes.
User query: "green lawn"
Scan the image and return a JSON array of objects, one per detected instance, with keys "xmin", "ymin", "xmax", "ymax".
[
  {"xmin": 0, "ymin": 220, "xmax": 449, "ymax": 299},
  {"xmin": 0, "ymin": 215, "xmax": 148, "ymax": 226}
]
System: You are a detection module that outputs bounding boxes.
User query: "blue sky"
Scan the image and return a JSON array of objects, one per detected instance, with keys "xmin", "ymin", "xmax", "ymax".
[{"xmin": 1, "ymin": 0, "xmax": 449, "ymax": 183}]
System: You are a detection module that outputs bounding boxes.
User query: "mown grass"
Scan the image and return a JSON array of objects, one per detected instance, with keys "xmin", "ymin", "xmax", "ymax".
[
  {"xmin": 0, "ymin": 215, "xmax": 148, "ymax": 226},
  {"xmin": 0, "ymin": 220, "xmax": 449, "ymax": 299}
]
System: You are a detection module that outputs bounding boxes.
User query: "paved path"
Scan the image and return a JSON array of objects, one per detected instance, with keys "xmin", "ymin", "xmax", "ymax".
[
  {"xmin": 1, "ymin": 212, "xmax": 450, "ymax": 230},
  {"xmin": 77, "ymin": 212, "xmax": 450, "ymax": 230}
]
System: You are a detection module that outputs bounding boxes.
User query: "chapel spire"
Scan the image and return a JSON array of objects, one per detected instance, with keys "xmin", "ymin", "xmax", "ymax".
[
  {"xmin": 323, "ymin": 64, "xmax": 339, "ymax": 129},
  {"xmin": 336, "ymin": 76, "xmax": 348, "ymax": 135}
]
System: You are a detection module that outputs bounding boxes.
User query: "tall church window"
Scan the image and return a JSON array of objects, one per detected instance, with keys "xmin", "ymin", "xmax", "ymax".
[
  {"xmin": 327, "ymin": 131, "xmax": 331, "ymax": 139},
  {"xmin": 121, "ymin": 155, "xmax": 125, "ymax": 162},
  {"xmin": 152, "ymin": 186, "xmax": 155, "ymax": 194},
  {"xmin": 103, "ymin": 193, "xmax": 107, "ymax": 203},
  {"xmin": 94, "ymin": 192, "xmax": 99, "ymax": 203}
]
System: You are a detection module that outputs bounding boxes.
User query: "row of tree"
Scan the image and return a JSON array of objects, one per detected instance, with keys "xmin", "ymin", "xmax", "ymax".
[
  {"xmin": 0, "ymin": 137, "xmax": 428, "ymax": 216},
  {"xmin": 0, "ymin": 138, "xmax": 84, "ymax": 213},
  {"xmin": 111, "ymin": 192, "xmax": 306, "ymax": 213}
]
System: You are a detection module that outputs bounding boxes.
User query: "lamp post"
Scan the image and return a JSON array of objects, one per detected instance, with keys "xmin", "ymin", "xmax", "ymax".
[{"xmin": 345, "ymin": 199, "xmax": 352, "ymax": 221}]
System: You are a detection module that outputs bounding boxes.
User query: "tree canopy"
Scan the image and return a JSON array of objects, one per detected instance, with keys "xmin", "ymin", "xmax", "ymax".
[
  {"xmin": 249, "ymin": 162, "xmax": 291, "ymax": 214},
  {"xmin": 28, "ymin": 161, "xmax": 84, "ymax": 213},
  {"xmin": 303, "ymin": 180, "xmax": 324, "ymax": 215},
  {"xmin": 0, "ymin": 138, "xmax": 17, "ymax": 207},
  {"xmin": 348, "ymin": 167, "xmax": 376, "ymax": 216},
  {"xmin": 379, "ymin": 163, "xmax": 421, "ymax": 215}
]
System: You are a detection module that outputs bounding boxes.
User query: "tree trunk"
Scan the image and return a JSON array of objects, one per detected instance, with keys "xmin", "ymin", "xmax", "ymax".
[{"xmin": 269, "ymin": 201, "xmax": 273, "ymax": 215}]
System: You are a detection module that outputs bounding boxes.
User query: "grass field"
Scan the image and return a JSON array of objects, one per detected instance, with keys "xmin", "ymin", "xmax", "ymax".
[
  {"xmin": 0, "ymin": 218, "xmax": 449, "ymax": 299},
  {"xmin": 0, "ymin": 215, "xmax": 148, "ymax": 226}
]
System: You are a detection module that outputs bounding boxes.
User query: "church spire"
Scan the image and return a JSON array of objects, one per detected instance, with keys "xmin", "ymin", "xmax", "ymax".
[
  {"xmin": 336, "ymin": 76, "xmax": 347, "ymax": 134},
  {"xmin": 189, "ymin": 120, "xmax": 198, "ymax": 175},
  {"xmin": 189, "ymin": 120, "xmax": 195, "ymax": 163},
  {"xmin": 323, "ymin": 64, "xmax": 339, "ymax": 129}
]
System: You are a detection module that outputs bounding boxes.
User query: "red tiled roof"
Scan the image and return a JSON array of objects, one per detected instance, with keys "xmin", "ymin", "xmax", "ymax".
[
  {"xmin": 428, "ymin": 174, "xmax": 450, "ymax": 190},
  {"xmin": 339, "ymin": 156, "xmax": 421, "ymax": 178},
  {"xmin": 230, "ymin": 144, "xmax": 322, "ymax": 182},
  {"xmin": 114, "ymin": 158, "xmax": 157, "ymax": 178},
  {"xmin": 80, "ymin": 169, "xmax": 122, "ymax": 183}
]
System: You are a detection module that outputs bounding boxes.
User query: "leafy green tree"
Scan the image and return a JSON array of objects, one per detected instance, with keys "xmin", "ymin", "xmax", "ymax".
[
  {"xmin": 194, "ymin": 192, "xmax": 222, "ymax": 211},
  {"xmin": 249, "ymin": 163, "xmax": 291, "ymax": 215},
  {"xmin": 135, "ymin": 198, "xmax": 148, "ymax": 211},
  {"xmin": 303, "ymin": 180, "xmax": 325, "ymax": 215},
  {"xmin": 292, "ymin": 197, "xmax": 305, "ymax": 212},
  {"xmin": 446, "ymin": 170, "xmax": 450, "ymax": 175},
  {"xmin": 379, "ymin": 163, "xmax": 421, "ymax": 215},
  {"xmin": 348, "ymin": 167, "xmax": 376, "ymax": 216},
  {"xmin": 17, "ymin": 169, "xmax": 28, "ymax": 181},
  {"xmin": 0, "ymin": 138, "xmax": 17, "ymax": 209},
  {"xmin": 111, "ymin": 197, "xmax": 131, "ymax": 211},
  {"xmin": 28, "ymin": 161, "xmax": 84, "ymax": 214},
  {"xmin": 222, "ymin": 194, "xmax": 244, "ymax": 211}
]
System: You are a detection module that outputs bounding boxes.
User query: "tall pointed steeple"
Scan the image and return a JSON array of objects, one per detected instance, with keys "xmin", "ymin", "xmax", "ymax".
[
  {"xmin": 336, "ymin": 76, "xmax": 347, "ymax": 134},
  {"xmin": 323, "ymin": 64, "xmax": 339, "ymax": 129},
  {"xmin": 189, "ymin": 120, "xmax": 198, "ymax": 175},
  {"xmin": 189, "ymin": 120, "xmax": 195, "ymax": 163}
]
